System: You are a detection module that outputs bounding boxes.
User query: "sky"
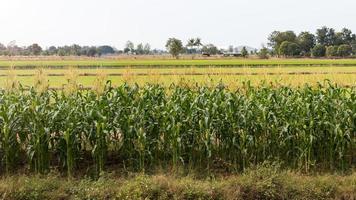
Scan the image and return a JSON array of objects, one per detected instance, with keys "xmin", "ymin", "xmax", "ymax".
[{"xmin": 1, "ymin": 0, "xmax": 356, "ymax": 49}]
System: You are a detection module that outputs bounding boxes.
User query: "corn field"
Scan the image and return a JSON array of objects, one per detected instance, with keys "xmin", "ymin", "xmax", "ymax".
[{"xmin": 0, "ymin": 82, "xmax": 355, "ymax": 176}]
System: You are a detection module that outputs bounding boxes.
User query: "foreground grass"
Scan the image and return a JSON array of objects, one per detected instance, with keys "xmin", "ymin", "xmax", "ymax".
[
  {"xmin": 2, "ymin": 58, "xmax": 356, "ymax": 68},
  {"xmin": 0, "ymin": 164, "xmax": 354, "ymax": 200}
]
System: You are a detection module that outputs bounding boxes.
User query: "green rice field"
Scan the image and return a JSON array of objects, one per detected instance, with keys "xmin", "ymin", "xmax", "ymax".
[
  {"xmin": 2, "ymin": 58, "xmax": 356, "ymax": 68},
  {"xmin": 0, "ymin": 65, "xmax": 355, "ymax": 89}
]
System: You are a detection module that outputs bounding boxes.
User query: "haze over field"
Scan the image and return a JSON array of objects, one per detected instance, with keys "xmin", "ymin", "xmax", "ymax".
[{"xmin": 1, "ymin": 0, "xmax": 356, "ymax": 49}]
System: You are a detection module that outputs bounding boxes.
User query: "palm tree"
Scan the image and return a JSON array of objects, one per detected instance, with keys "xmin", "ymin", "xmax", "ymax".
[
  {"xmin": 187, "ymin": 38, "xmax": 196, "ymax": 54},
  {"xmin": 194, "ymin": 38, "xmax": 202, "ymax": 53}
]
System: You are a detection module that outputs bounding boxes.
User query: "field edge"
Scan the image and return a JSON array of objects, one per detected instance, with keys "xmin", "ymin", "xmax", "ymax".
[{"xmin": 0, "ymin": 165, "xmax": 355, "ymax": 200}]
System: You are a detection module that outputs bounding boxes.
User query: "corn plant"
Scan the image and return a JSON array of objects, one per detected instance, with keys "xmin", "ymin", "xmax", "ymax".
[
  {"xmin": 23, "ymin": 89, "xmax": 53, "ymax": 174},
  {"xmin": 0, "ymin": 82, "xmax": 354, "ymax": 176},
  {"xmin": 0, "ymin": 91, "xmax": 25, "ymax": 174}
]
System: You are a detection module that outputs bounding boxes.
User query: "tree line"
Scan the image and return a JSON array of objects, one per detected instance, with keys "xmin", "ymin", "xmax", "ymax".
[
  {"xmin": 0, "ymin": 39, "xmax": 222, "ymax": 57},
  {"xmin": 125, "ymin": 39, "xmax": 221, "ymax": 57},
  {"xmin": 165, "ymin": 27, "xmax": 356, "ymax": 59},
  {"xmin": 165, "ymin": 38, "xmax": 256, "ymax": 59},
  {"xmin": 0, "ymin": 42, "xmax": 117, "ymax": 57},
  {"xmin": 268, "ymin": 27, "xmax": 356, "ymax": 57},
  {"xmin": 1, "ymin": 26, "xmax": 356, "ymax": 58}
]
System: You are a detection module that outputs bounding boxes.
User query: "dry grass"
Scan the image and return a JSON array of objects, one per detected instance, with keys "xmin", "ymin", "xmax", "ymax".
[{"xmin": 0, "ymin": 165, "xmax": 354, "ymax": 200}]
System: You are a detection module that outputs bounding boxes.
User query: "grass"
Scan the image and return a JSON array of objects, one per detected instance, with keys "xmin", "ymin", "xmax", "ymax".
[
  {"xmin": 0, "ymin": 66, "xmax": 355, "ymax": 88},
  {"xmin": 0, "ymin": 163, "xmax": 354, "ymax": 200},
  {"xmin": 1, "ymin": 66, "xmax": 356, "ymax": 75},
  {"xmin": 2, "ymin": 58, "xmax": 356, "ymax": 68},
  {"xmin": 0, "ymin": 58, "xmax": 354, "ymax": 88},
  {"xmin": 0, "ymin": 73, "xmax": 354, "ymax": 88}
]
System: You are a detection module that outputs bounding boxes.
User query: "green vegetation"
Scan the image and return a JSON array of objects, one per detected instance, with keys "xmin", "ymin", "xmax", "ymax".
[
  {"xmin": 0, "ymin": 83, "xmax": 354, "ymax": 177},
  {"xmin": 1, "ymin": 66, "xmax": 356, "ymax": 76},
  {"xmin": 0, "ymin": 58, "xmax": 354, "ymax": 199},
  {"xmin": 1, "ymin": 72, "xmax": 355, "ymax": 89},
  {"xmin": 165, "ymin": 38, "xmax": 184, "ymax": 58},
  {"xmin": 326, "ymin": 46, "xmax": 339, "ymax": 57},
  {"xmin": 268, "ymin": 27, "xmax": 356, "ymax": 57},
  {"xmin": 3, "ymin": 58, "xmax": 356, "ymax": 68},
  {"xmin": 241, "ymin": 46, "xmax": 249, "ymax": 58},
  {"xmin": 258, "ymin": 46, "xmax": 270, "ymax": 59},
  {"xmin": 312, "ymin": 44, "xmax": 326, "ymax": 57},
  {"xmin": 0, "ymin": 65, "xmax": 355, "ymax": 88},
  {"xmin": 278, "ymin": 41, "xmax": 301, "ymax": 56},
  {"xmin": 0, "ymin": 163, "xmax": 355, "ymax": 200},
  {"xmin": 1, "ymin": 14, "xmax": 356, "ymax": 200},
  {"xmin": 1, "ymin": 26, "xmax": 356, "ymax": 58}
]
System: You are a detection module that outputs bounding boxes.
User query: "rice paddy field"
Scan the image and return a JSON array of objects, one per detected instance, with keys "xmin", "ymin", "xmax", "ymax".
[
  {"xmin": 2, "ymin": 69, "xmax": 356, "ymax": 89},
  {"xmin": 2, "ymin": 58, "xmax": 356, "ymax": 68},
  {"xmin": 0, "ymin": 58, "xmax": 355, "ymax": 89},
  {"xmin": 0, "ymin": 58, "xmax": 355, "ymax": 199}
]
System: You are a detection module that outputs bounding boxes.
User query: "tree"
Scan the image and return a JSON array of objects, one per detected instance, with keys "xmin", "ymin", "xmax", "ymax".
[
  {"xmin": 326, "ymin": 46, "xmax": 339, "ymax": 57},
  {"xmin": 79, "ymin": 46, "xmax": 89, "ymax": 56},
  {"xmin": 0, "ymin": 43, "xmax": 6, "ymax": 51},
  {"xmin": 258, "ymin": 46, "xmax": 269, "ymax": 59},
  {"xmin": 241, "ymin": 46, "xmax": 249, "ymax": 58},
  {"xmin": 297, "ymin": 32, "xmax": 315, "ymax": 56},
  {"xmin": 194, "ymin": 38, "xmax": 202, "ymax": 52},
  {"xmin": 98, "ymin": 45, "xmax": 115, "ymax": 55},
  {"xmin": 57, "ymin": 45, "xmax": 72, "ymax": 56},
  {"xmin": 311, "ymin": 44, "xmax": 326, "ymax": 57},
  {"xmin": 268, "ymin": 31, "xmax": 297, "ymax": 54},
  {"xmin": 0, "ymin": 43, "xmax": 7, "ymax": 55},
  {"xmin": 136, "ymin": 43, "xmax": 144, "ymax": 55},
  {"xmin": 47, "ymin": 46, "xmax": 58, "ymax": 55},
  {"xmin": 7, "ymin": 41, "xmax": 18, "ymax": 56},
  {"xmin": 186, "ymin": 38, "xmax": 202, "ymax": 54},
  {"xmin": 143, "ymin": 43, "xmax": 151, "ymax": 54},
  {"xmin": 87, "ymin": 47, "xmax": 98, "ymax": 57},
  {"xmin": 166, "ymin": 38, "xmax": 183, "ymax": 59},
  {"xmin": 278, "ymin": 41, "xmax": 301, "ymax": 57},
  {"xmin": 186, "ymin": 38, "xmax": 196, "ymax": 54},
  {"xmin": 58, "ymin": 48, "xmax": 66, "ymax": 56},
  {"xmin": 326, "ymin": 28, "xmax": 336, "ymax": 46},
  {"xmin": 316, "ymin": 26, "xmax": 336, "ymax": 46},
  {"xmin": 28, "ymin": 43, "xmax": 42, "ymax": 55},
  {"xmin": 70, "ymin": 44, "xmax": 82, "ymax": 56},
  {"xmin": 334, "ymin": 32, "xmax": 344, "ymax": 46},
  {"xmin": 340, "ymin": 28, "xmax": 354, "ymax": 44},
  {"xmin": 316, "ymin": 27, "xmax": 328, "ymax": 45},
  {"xmin": 201, "ymin": 44, "xmax": 219, "ymax": 55},
  {"xmin": 337, "ymin": 44, "xmax": 352, "ymax": 57},
  {"xmin": 351, "ymin": 40, "xmax": 356, "ymax": 55},
  {"xmin": 124, "ymin": 41, "xmax": 135, "ymax": 54}
]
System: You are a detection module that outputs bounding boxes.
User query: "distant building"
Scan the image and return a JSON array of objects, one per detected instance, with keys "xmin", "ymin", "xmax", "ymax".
[
  {"xmin": 223, "ymin": 52, "xmax": 242, "ymax": 57},
  {"xmin": 221, "ymin": 46, "xmax": 257, "ymax": 57}
]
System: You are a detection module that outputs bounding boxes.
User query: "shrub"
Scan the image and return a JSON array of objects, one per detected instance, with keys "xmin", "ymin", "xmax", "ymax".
[
  {"xmin": 311, "ymin": 44, "xmax": 326, "ymax": 57},
  {"xmin": 338, "ymin": 44, "xmax": 352, "ymax": 57},
  {"xmin": 326, "ymin": 45, "xmax": 339, "ymax": 57}
]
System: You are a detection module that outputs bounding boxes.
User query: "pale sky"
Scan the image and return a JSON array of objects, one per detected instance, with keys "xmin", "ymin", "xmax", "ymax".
[{"xmin": 1, "ymin": 0, "xmax": 356, "ymax": 49}]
